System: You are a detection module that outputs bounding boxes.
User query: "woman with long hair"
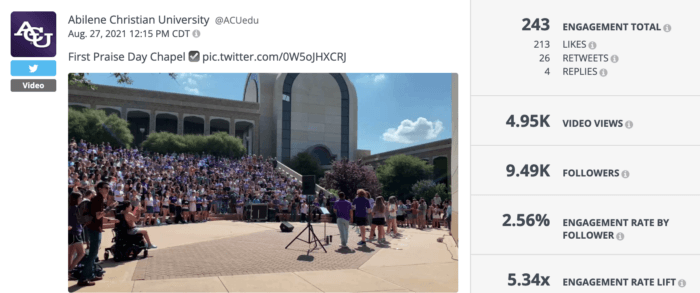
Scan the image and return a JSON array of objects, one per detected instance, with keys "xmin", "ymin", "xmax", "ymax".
[
  {"xmin": 370, "ymin": 196, "xmax": 387, "ymax": 244},
  {"xmin": 387, "ymin": 196, "xmax": 398, "ymax": 237}
]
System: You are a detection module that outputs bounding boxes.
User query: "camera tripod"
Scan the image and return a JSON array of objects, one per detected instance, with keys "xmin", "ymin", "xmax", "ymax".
[{"xmin": 285, "ymin": 221, "xmax": 327, "ymax": 255}]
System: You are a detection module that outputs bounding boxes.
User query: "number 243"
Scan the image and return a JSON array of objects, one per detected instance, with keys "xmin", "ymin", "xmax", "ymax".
[{"xmin": 522, "ymin": 18, "xmax": 550, "ymax": 31}]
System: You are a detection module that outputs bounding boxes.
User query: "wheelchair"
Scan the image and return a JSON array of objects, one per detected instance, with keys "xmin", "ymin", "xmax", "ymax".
[{"xmin": 103, "ymin": 215, "xmax": 148, "ymax": 262}]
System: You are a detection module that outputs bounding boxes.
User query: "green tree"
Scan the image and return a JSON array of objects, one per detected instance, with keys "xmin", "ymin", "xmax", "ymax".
[
  {"xmin": 142, "ymin": 132, "xmax": 246, "ymax": 157},
  {"xmin": 69, "ymin": 108, "xmax": 134, "ymax": 148},
  {"xmin": 376, "ymin": 154, "xmax": 434, "ymax": 200},
  {"xmin": 288, "ymin": 152, "xmax": 325, "ymax": 183},
  {"xmin": 410, "ymin": 180, "xmax": 450, "ymax": 202}
]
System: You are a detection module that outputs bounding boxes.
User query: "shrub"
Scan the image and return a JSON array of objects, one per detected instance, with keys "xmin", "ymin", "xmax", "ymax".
[
  {"xmin": 288, "ymin": 152, "xmax": 325, "ymax": 183},
  {"xmin": 410, "ymin": 180, "xmax": 449, "ymax": 202},
  {"xmin": 142, "ymin": 132, "xmax": 246, "ymax": 157},
  {"xmin": 320, "ymin": 159, "xmax": 381, "ymax": 200}
]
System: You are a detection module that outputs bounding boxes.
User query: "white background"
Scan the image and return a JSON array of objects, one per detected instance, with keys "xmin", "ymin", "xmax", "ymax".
[
  {"xmin": 472, "ymin": 0, "xmax": 699, "ymax": 292},
  {"xmin": 1, "ymin": 0, "xmax": 471, "ymax": 292}
]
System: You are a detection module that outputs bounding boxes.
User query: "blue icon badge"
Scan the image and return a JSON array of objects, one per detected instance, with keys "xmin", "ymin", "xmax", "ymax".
[{"xmin": 11, "ymin": 60, "xmax": 56, "ymax": 76}]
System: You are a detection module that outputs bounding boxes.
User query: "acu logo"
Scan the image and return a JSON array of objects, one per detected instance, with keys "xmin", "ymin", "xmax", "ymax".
[
  {"xmin": 14, "ymin": 21, "xmax": 53, "ymax": 48},
  {"xmin": 11, "ymin": 11, "xmax": 56, "ymax": 57}
]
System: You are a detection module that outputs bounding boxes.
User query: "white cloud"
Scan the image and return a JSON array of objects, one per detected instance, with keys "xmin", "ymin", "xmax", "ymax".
[
  {"xmin": 382, "ymin": 117, "xmax": 444, "ymax": 144},
  {"xmin": 179, "ymin": 73, "xmax": 209, "ymax": 79},
  {"xmin": 184, "ymin": 87, "xmax": 200, "ymax": 95},
  {"xmin": 179, "ymin": 73, "xmax": 208, "ymax": 95},
  {"xmin": 355, "ymin": 74, "xmax": 387, "ymax": 84}
]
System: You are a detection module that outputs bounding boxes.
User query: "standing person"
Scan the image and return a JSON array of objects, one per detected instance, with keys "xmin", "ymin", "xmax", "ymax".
[
  {"xmin": 333, "ymin": 192, "xmax": 352, "ymax": 248},
  {"xmin": 300, "ymin": 201, "xmax": 309, "ymax": 222},
  {"xmin": 404, "ymin": 199, "xmax": 415, "ymax": 228},
  {"xmin": 418, "ymin": 199, "xmax": 427, "ymax": 229},
  {"xmin": 432, "ymin": 204, "xmax": 442, "ymax": 228},
  {"xmin": 396, "ymin": 200, "xmax": 405, "ymax": 227},
  {"xmin": 202, "ymin": 194, "xmax": 209, "ymax": 222},
  {"xmin": 444, "ymin": 200, "xmax": 452, "ymax": 235},
  {"xmin": 68, "ymin": 192, "xmax": 85, "ymax": 279},
  {"xmin": 153, "ymin": 195, "xmax": 161, "ymax": 225},
  {"xmin": 367, "ymin": 194, "xmax": 375, "ymax": 231},
  {"xmin": 411, "ymin": 199, "xmax": 419, "ymax": 228},
  {"xmin": 387, "ymin": 196, "xmax": 398, "ymax": 237},
  {"xmin": 129, "ymin": 190, "xmax": 142, "ymax": 226},
  {"xmin": 370, "ymin": 197, "xmax": 387, "ymax": 244},
  {"xmin": 144, "ymin": 192, "xmax": 154, "ymax": 226},
  {"xmin": 161, "ymin": 191, "xmax": 170, "ymax": 224},
  {"xmin": 189, "ymin": 192, "xmax": 197, "ymax": 222},
  {"xmin": 290, "ymin": 195, "xmax": 299, "ymax": 222},
  {"xmin": 181, "ymin": 194, "xmax": 190, "ymax": 224},
  {"xmin": 432, "ymin": 193, "xmax": 442, "ymax": 206},
  {"xmin": 78, "ymin": 182, "xmax": 107, "ymax": 286},
  {"xmin": 352, "ymin": 189, "xmax": 371, "ymax": 246}
]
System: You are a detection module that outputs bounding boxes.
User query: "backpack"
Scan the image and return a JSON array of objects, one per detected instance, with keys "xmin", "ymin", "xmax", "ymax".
[{"xmin": 76, "ymin": 199, "xmax": 93, "ymax": 226}]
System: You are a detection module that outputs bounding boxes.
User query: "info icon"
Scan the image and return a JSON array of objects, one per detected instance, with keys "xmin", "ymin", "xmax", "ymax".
[{"xmin": 11, "ymin": 11, "xmax": 57, "ymax": 57}]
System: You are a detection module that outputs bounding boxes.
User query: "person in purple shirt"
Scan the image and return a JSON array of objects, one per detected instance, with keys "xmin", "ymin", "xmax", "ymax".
[
  {"xmin": 352, "ymin": 189, "xmax": 371, "ymax": 246},
  {"xmin": 333, "ymin": 192, "xmax": 353, "ymax": 248}
]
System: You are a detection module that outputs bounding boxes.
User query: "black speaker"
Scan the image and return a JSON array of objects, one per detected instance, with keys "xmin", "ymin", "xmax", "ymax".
[
  {"xmin": 302, "ymin": 175, "xmax": 316, "ymax": 195},
  {"xmin": 280, "ymin": 221, "xmax": 294, "ymax": 232}
]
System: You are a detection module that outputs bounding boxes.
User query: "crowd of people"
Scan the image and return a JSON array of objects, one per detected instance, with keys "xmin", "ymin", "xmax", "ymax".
[
  {"xmin": 67, "ymin": 139, "xmax": 311, "ymax": 286},
  {"xmin": 332, "ymin": 190, "xmax": 453, "ymax": 247},
  {"xmin": 68, "ymin": 138, "xmax": 453, "ymax": 285}
]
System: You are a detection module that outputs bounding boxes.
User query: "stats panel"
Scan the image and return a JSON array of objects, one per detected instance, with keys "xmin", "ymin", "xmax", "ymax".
[{"xmin": 471, "ymin": 0, "xmax": 699, "ymax": 292}]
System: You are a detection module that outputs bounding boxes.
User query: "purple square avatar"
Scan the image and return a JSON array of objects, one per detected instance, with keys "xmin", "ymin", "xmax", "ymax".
[{"xmin": 11, "ymin": 11, "xmax": 56, "ymax": 57}]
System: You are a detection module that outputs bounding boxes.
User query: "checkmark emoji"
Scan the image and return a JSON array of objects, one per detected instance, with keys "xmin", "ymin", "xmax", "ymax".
[{"xmin": 188, "ymin": 51, "xmax": 200, "ymax": 62}]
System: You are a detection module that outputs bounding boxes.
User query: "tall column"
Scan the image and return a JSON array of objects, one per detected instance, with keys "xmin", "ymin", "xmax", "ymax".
[
  {"xmin": 204, "ymin": 115, "xmax": 211, "ymax": 135},
  {"xmin": 229, "ymin": 119, "xmax": 235, "ymax": 135},
  {"xmin": 149, "ymin": 109, "xmax": 156, "ymax": 135},
  {"xmin": 177, "ymin": 113, "xmax": 184, "ymax": 135}
]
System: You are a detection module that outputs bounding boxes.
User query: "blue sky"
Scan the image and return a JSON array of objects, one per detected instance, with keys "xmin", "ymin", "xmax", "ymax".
[{"xmin": 85, "ymin": 73, "xmax": 452, "ymax": 154}]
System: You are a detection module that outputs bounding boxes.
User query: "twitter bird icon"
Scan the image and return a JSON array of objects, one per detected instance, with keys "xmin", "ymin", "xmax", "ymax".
[{"xmin": 11, "ymin": 60, "xmax": 55, "ymax": 76}]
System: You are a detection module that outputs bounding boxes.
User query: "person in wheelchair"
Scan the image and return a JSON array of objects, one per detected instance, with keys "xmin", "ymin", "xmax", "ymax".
[{"xmin": 118, "ymin": 202, "xmax": 157, "ymax": 249}]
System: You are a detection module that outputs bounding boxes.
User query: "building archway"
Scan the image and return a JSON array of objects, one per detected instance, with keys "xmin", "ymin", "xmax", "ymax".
[
  {"xmin": 183, "ymin": 115, "xmax": 205, "ymax": 135},
  {"xmin": 281, "ymin": 73, "xmax": 350, "ymax": 162},
  {"xmin": 210, "ymin": 118, "xmax": 230, "ymax": 134},
  {"xmin": 305, "ymin": 144, "xmax": 334, "ymax": 166},
  {"xmin": 156, "ymin": 113, "xmax": 178, "ymax": 134},
  {"xmin": 96, "ymin": 106, "xmax": 121, "ymax": 118},
  {"xmin": 235, "ymin": 120, "xmax": 254, "ymax": 155},
  {"xmin": 127, "ymin": 110, "xmax": 150, "ymax": 146}
]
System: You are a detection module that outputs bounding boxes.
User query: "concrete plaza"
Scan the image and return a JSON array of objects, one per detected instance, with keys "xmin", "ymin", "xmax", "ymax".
[{"xmin": 68, "ymin": 221, "xmax": 458, "ymax": 292}]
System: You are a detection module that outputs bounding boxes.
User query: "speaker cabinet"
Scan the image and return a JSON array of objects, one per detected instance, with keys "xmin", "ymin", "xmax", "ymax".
[
  {"xmin": 302, "ymin": 175, "xmax": 316, "ymax": 195},
  {"xmin": 280, "ymin": 221, "xmax": 294, "ymax": 232}
]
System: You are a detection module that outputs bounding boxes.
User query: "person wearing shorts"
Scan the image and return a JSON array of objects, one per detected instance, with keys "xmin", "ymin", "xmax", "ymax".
[
  {"xmin": 195, "ymin": 195, "xmax": 203, "ymax": 222},
  {"xmin": 352, "ymin": 189, "xmax": 371, "ymax": 246},
  {"xmin": 68, "ymin": 192, "xmax": 85, "ymax": 279},
  {"xmin": 161, "ymin": 193, "xmax": 170, "ymax": 224},
  {"xmin": 387, "ymin": 196, "xmax": 398, "ymax": 236},
  {"xmin": 396, "ymin": 200, "xmax": 406, "ymax": 227},
  {"xmin": 370, "ymin": 196, "xmax": 387, "ymax": 243}
]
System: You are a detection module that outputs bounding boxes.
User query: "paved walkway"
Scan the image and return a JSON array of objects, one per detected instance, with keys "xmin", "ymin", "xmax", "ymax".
[{"xmin": 68, "ymin": 221, "xmax": 458, "ymax": 292}]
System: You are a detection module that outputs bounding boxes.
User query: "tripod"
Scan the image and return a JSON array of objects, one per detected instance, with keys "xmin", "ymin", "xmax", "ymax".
[{"xmin": 285, "ymin": 221, "xmax": 327, "ymax": 255}]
